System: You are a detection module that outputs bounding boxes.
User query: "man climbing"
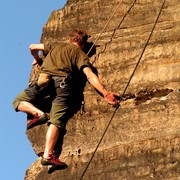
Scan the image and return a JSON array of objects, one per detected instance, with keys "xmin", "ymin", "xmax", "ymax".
[{"xmin": 13, "ymin": 28, "xmax": 119, "ymax": 166}]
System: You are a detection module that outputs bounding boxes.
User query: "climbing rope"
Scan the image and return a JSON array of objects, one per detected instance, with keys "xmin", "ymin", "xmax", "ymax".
[
  {"xmin": 86, "ymin": 0, "xmax": 123, "ymax": 56},
  {"xmin": 92, "ymin": 0, "xmax": 137, "ymax": 65},
  {"xmin": 79, "ymin": 0, "xmax": 166, "ymax": 179}
]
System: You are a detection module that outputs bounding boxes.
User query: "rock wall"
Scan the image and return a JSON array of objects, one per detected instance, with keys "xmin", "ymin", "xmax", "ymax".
[{"xmin": 25, "ymin": 0, "xmax": 180, "ymax": 179}]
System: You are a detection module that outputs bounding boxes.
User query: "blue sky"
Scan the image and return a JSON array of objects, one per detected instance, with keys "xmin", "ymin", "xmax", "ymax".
[{"xmin": 0, "ymin": 1, "xmax": 66, "ymax": 179}]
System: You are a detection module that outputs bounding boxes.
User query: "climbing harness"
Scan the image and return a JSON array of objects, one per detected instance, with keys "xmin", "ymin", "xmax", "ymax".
[{"xmin": 79, "ymin": 0, "xmax": 166, "ymax": 179}]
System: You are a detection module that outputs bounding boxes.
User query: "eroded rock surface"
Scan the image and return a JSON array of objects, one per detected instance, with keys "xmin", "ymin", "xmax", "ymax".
[{"xmin": 25, "ymin": 0, "xmax": 180, "ymax": 179}]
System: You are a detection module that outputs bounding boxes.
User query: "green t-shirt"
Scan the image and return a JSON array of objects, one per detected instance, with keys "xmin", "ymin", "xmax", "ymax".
[{"xmin": 41, "ymin": 42, "xmax": 91, "ymax": 76}]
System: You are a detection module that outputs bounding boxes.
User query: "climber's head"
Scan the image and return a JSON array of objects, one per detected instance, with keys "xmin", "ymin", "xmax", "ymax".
[{"xmin": 69, "ymin": 28, "xmax": 91, "ymax": 48}]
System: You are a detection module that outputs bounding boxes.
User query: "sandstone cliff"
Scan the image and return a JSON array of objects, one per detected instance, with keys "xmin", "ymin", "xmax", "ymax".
[{"xmin": 25, "ymin": 0, "xmax": 180, "ymax": 179}]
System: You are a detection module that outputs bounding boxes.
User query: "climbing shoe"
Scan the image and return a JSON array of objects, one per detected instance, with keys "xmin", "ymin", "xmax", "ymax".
[
  {"xmin": 27, "ymin": 113, "xmax": 47, "ymax": 130},
  {"xmin": 41, "ymin": 155, "xmax": 67, "ymax": 167}
]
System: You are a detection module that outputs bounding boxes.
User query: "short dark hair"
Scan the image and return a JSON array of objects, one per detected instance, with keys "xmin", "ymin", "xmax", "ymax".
[{"xmin": 69, "ymin": 28, "xmax": 90, "ymax": 45}]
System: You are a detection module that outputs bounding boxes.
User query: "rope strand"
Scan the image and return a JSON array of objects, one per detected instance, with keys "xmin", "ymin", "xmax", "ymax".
[
  {"xmin": 121, "ymin": 0, "xmax": 166, "ymax": 97},
  {"xmin": 92, "ymin": 0, "xmax": 137, "ymax": 65},
  {"xmin": 86, "ymin": 0, "xmax": 123, "ymax": 56},
  {"xmin": 79, "ymin": 0, "xmax": 166, "ymax": 179}
]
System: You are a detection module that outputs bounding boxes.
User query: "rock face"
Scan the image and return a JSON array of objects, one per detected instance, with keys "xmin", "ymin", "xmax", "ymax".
[{"xmin": 25, "ymin": 0, "xmax": 180, "ymax": 179}]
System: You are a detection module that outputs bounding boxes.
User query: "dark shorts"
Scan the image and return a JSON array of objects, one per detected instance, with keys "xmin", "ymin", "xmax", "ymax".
[
  {"xmin": 12, "ymin": 83, "xmax": 53, "ymax": 112},
  {"xmin": 49, "ymin": 76, "xmax": 72, "ymax": 128},
  {"xmin": 13, "ymin": 90, "xmax": 33, "ymax": 111},
  {"xmin": 13, "ymin": 76, "xmax": 72, "ymax": 129}
]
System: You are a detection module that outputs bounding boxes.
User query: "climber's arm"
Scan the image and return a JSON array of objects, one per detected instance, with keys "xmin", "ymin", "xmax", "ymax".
[
  {"xmin": 83, "ymin": 66, "xmax": 119, "ymax": 106},
  {"xmin": 29, "ymin": 44, "xmax": 45, "ymax": 65}
]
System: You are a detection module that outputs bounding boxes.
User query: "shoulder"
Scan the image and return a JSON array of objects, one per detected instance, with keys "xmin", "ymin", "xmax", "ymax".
[{"xmin": 44, "ymin": 41, "xmax": 67, "ymax": 49}]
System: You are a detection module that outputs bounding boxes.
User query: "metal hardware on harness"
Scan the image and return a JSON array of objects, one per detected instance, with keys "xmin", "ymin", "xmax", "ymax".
[
  {"xmin": 59, "ymin": 77, "xmax": 66, "ymax": 89},
  {"xmin": 60, "ymin": 75, "xmax": 71, "ymax": 89}
]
